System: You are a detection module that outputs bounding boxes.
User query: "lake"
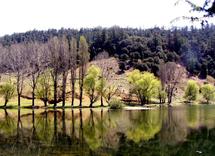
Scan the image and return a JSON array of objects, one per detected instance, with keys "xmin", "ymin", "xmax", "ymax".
[{"xmin": 0, "ymin": 105, "xmax": 215, "ymax": 156}]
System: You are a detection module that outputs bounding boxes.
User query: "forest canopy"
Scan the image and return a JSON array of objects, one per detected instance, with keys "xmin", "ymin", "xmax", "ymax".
[{"xmin": 0, "ymin": 26, "xmax": 215, "ymax": 78}]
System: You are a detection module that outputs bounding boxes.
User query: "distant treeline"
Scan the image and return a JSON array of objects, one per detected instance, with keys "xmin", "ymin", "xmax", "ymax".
[{"xmin": 0, "ymin": 26, "xmax": 215, "ymax": 78}]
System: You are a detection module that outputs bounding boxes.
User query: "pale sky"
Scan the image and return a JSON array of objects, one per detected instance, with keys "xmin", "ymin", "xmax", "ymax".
[{"xmin": 0, "ymin": 0, "xmax": 214, "ymax": 36}]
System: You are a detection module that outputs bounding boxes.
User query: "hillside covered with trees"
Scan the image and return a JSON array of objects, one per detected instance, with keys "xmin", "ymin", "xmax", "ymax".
[
  {"xmin": 0, "ymin": 26, "xmax": 214, "ymax": 108},
  {"xmin": 0, "ymin": 26, "xmax": 215, "ymax": 79}
]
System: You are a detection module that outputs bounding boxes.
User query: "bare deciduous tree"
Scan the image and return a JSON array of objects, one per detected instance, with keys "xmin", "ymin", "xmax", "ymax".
[
  {"xmin": 47, "ymin": 37, "xmax": 62, "ymax": 107},
  {"xmin": 6, "ymin": 44, "xmax": 28, "ymax": 107},
  {"xmin": 104, "ymin": 85, "xmax": 119, "ymax": 105},
  {"xmin": 0, "ymin": 44, "xmax": 8, "ymax": 79},
  {"xmin": 60, "ymin": 36, "xmax": 70, "ymax": 107},
  {"xmin": 26, "ymin": 42, "xmax": 48, "ymax": 107},
  {"xmin": 69, "ymin": 37, "xmax": 78, "ymax": 107},
  {"xmin": 159, "ymin": 62, "xmax": 184, "ymax": 105}
]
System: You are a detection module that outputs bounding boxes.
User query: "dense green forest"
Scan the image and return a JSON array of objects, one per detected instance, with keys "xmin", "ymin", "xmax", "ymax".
[{"xmin": 0, "ymin": 26, "xmax": 215, "ymax": 78}]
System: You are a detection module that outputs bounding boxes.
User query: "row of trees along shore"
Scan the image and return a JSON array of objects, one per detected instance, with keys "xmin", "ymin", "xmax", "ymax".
[
  {"xmin": 0, "ymin": 34, "xmax": 214, "ymax": 108},
  {"xmin": 0, "ymin": 36, "xmax": 88, "ymax": 107},
  {"xmin": 0, "ymin": 36, "xmax": 120, "ymax": 108}
]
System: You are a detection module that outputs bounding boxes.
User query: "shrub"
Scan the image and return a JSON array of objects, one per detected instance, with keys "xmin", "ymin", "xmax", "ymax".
[
  {"xmin": 184, "ymin": 80, "xmax": 199, "ymax": 102},
  {"xmin": 0, "ymin": 81, "xmax": 15, "ymax": 106},
  {"xmin": 109, "ymin": 99, "xmax": 123, "ymax": 109},
  {"xmin": 201, "ymin": 84, "xmax": 215, "ymax": 103}
]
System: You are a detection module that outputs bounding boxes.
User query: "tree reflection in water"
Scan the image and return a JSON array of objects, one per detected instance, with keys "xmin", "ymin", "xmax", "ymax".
[{"xmin": 0, "ymin": 106, "xmax": 214, "ymax": 155}]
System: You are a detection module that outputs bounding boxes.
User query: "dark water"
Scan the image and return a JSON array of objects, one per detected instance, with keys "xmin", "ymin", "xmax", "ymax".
[{"xmin": 0, "ymin": 105, "xmax": 215, "ymax": 156}]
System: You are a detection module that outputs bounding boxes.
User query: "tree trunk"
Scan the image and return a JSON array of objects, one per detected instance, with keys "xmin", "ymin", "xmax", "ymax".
[
  {"xmin": 4, "ymin": 99, "xmax": 8, "ymax": 107},
  {"xmin": 53, "ymin": 78, "xmax": 57, "ymax": 108},
  {"xmin": 62, "ymin": 71, "xmax": 68, "ymax": 108},
  {"xmin": 32, "ymin": 86, "xmax": 35, "ymax": 107},
  {"xmin": 71, "ymin": 80, "xmax": 75, "ymax": 107},
  {"xmin": 168, "ymin": 93, "xmax": 172, "ymax": 105},
  {"xmin": 79, "ymin": 63, "xmax": 85, "ymax": 108},
  {"xmin": 44, "ymin": 89, "xmax": 48, "ymax": 107},
  {"xmin": 18, "ymin": 94, "xmax": 21, "ymax": 108},
  {"xmin": 79, "ymin": 81, "xmax": 83, "ymax": 108},
  {"xmin": 71, "ymin": 69, "xmax": 76, "ymax": 107},
  {"xmin": 90, "ymin": 94, "xmax": 93, "ymax": 107},
  {"xmin": 17, "ymin": 75, "xmax": 21, "ymax": 108},
  {"xmin": 90, "ymin": 101, "xmax": 93, "ymax": 108},
  {"xmin": 140, "ymin": 96, "xmax": 145, "ymax": 106},
  {"xmin": 89, "ymin": 89, "xmax": 95, "ymax": 108},
  {"xmin": 44, "ymin": 100, "xmax": 47, "ymax": 107},
  {"xmin": 32, "ymin": 75, "xmax": 36, "ymax": 107},
  {"xmin": 167, "ymin": 88, "xmax": 173, "ymax": 105},
  {"xmin": 101, "ymin": 96, "xmax": 104, "ymax": 107}
]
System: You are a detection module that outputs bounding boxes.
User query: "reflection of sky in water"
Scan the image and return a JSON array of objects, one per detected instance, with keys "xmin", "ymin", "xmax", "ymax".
[{"xmin": 0, "ymin": 105, "xmax": 215, "ymax": 155}]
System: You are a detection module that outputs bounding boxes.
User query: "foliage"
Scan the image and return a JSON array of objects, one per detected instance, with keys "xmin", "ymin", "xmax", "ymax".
[
  {"xmin": 127, "ymin": 70, "xmax": 160, "ymax": 105},
  {"xmin": 176, "ymin": 0, "xmax": 215, "ymax": 25},
  {"xmin": 84, "ymin": 65, "xmax": 101, "ymax": 106},
  {"xmin": 97, "ymin": 77, "xmax": 106, "ymax": 104},
  {"xmin": 79, "ymin": 35, "xmax": 90, "ymax": 107},
  {"xmin": 36, "ymin": 70, "xmax": 52, "ymax": 106},
  {"xmin": 184, "ymin": 80, "xmax": 199, "ymax": 102},
  {"xmin": 201, "ymin": 83, "xmax": 215, "ymax": 103},
  {"xmin": 0, "ymin": 80, "xmax": 15, "ymax": 106},
  {"xmin": 109, "ymin": 99, "xmax": 123, "ymax": 109}
]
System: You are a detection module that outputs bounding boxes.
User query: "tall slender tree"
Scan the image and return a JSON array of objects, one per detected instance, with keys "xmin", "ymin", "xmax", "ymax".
[
  {"xmin": 84, "ymin": 65, "xmax": 101, "ymax": 107},
  {"xmin": 0, "ymin": 45, "xmax": 6, "ymax": 80},
  {"xmin": 26, "ymin": 42, "xmax": 48, "ymax": 107},
  {"xmin": 69, "ymin": 37, "xmax": 78, "ymax": 107},
  {"xmin": 47, "ymin": 37, "xmax": 62, "ymax": 107},
  {"xmin": 60, "ymin": 36, "xmax": 70, "ymax": 107},
  {"xmin": 78, "ymin": 36, "xmax": 90, "ymax": 107},
  {"xmin": 48, "ymin": 36, "xmax": 69, "ymax": 107}
]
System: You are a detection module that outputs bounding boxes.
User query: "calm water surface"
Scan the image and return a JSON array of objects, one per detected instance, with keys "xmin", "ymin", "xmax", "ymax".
[{"xmin": 0, "ymin": 105, "xmax": 215, "ymax": 156}]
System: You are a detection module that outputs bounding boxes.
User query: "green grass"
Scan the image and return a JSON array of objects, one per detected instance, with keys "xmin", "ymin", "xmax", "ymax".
[{"xmin": 0, "ymin": 95, "xmax": 109, "ymax": 109}]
